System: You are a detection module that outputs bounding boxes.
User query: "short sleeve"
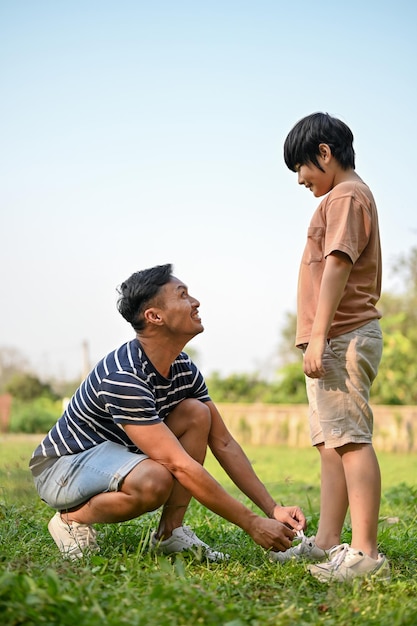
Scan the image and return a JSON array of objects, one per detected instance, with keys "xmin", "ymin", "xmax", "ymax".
[
  {"xmin": 98, "ymin": 371, "xmax": 162, "ymax": 425},
  {"xmin": 324, "ymin": 193, "xmax": 372, "ymax": 264}
]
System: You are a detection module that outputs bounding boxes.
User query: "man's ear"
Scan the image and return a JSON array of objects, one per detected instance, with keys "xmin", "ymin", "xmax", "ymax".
[{"xmin": 143, "ymin": 307, "xmax": 164, "ymax": 326}]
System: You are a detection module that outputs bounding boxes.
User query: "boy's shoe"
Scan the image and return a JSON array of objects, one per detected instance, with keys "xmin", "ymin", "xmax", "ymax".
[
  {"xmin": 269, "ymin": 534, "xmax": 328, "ymax": 563},
  {"xmin": 48, "ymin": 512, "xmax": 100, "ymax": 560},
  {"xmin": 308, "ymin": 543, "xmax": 390, "ymax": 582},
  {"xmin": 150, "ymin": 525, "xmax": 228, "ymax": 562}
]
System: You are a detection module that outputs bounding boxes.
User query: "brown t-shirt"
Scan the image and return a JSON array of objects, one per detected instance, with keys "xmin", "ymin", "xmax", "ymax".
[{"xmin": 296, "ymin": 180, "xmax": 382, "ymax": 347}]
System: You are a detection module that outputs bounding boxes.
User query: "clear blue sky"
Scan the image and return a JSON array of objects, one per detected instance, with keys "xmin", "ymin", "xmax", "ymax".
[{"xmin": 1, "ymin": 1, "xmax": 416, "ymax": 381}]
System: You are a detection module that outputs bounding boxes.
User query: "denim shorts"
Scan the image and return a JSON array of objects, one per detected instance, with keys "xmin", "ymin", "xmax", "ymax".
[
  {"xmin": 306, "ymin": 319, "xmax": 383, "ymax": 449},
  {"xmin": 32, "ymin": 441, "xmax": 148, "ymax": 510}
]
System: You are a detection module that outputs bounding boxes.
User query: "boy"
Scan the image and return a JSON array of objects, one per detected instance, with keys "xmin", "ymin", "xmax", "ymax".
[{"xmin": 271, "ymin": 113, "xmax": 390, "ymax": 582}]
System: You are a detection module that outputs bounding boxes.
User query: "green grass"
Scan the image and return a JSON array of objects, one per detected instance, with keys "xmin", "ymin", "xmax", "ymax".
[{"xmin": 1, "ymin": 436, "xmax": 416, "ymax": 625}]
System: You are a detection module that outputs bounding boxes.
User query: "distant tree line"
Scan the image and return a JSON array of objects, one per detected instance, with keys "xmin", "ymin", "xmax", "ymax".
[
  {"xmin": 204, "ymin": 246, "xmax": 417, "ymax": 406},
  {"xmin": 1, "ymin": 247, "xmax": 417, "ymax": 432}
]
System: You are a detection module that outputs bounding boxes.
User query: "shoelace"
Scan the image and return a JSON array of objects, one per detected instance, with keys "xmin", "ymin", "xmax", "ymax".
[
  {"xmin": 181, "ymin": 526, "xmax": 203, "ymax": 544},
  {"xmin": 326, "ymin": 543, "xmax": 350, "ymax": 570},
  {"xmin": 69, "ymin": 522, "xmax": 98, "ymax": 549},
  {"xmin": 294, "ymin": 532, "xmax": 317, "ymax": 554},
  {"xmin": 178, "ymin": 526, "xmax": 228, "ymax": 560}
]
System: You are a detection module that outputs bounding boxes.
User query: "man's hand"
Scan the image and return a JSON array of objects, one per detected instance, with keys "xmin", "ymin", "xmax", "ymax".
[
  {"xmin": 271, "ymin": 505, "xmax": 306, "ymax": 532},
  {"xmin": 248, "ymin": 517, "xmax": 297, "ymax": 551}
]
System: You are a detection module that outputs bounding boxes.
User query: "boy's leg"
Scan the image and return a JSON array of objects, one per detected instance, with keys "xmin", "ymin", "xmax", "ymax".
[
  {"xmin": 339, "ymin": 442, "xmax": 381, "ymax": 559},
  {"xmin": 306, "ymin": 377, "xmax": 348, "ymax": 550},
  {"xmin": 308, "ymin": 321, "xmax": 382, "ymax": 557},
  {"xmin": 315, "ymin": 444, "xmax": 348, "ymax": 550}
]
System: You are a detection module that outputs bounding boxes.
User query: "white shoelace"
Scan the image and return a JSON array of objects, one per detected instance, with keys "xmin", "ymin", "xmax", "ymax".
[
  {"xmin": 180, "ymin": 526, "xmax": 228, "ymax": 560},
  {"xmin": 326, "ymin": 543, "xmax": 350, "ymax": 570},
  {"xmin": 69, "ymin": 522, "xmax": 98, "ymax": 549},
  {"xmin": 181, "ymin": 525, "xmax": 207, "ymax": 547}
]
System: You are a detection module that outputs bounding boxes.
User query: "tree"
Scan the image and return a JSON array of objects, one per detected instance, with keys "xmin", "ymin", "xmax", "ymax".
[
  {"xmin": 206, "ymin": 372, "xmax": 272, "ymax": 403},
  {"xmin": 276, "ymin": 246, "xmax": 417, "ymax": 405},
  {"xmin": 274, "ymin": 361, "xmax": 307, "ymax": 404},
  {"xmin": 0, "ymin": 346, "xmax": 29, "ymax": 392},
  {"xmin": 5, "ymin": 373, "xmax": 57, "ymax": 402},
  {"xmin": 371, "ymin": 296, "xmax": 417, "ymax": 404},
  {"xmin": 277, "ymin": 311, "xmax": 301, "ymax": 365}
]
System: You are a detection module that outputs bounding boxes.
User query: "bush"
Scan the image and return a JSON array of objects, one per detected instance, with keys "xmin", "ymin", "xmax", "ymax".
[
  {"xmin": 9, "ymin": 397, "xmax": 62, "ymax": 433},
  {"xmin": 5, "ymin": 373, "xmax": 58, "ymax": 402}
]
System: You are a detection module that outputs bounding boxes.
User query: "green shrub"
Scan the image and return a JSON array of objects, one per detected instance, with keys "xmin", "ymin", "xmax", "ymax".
[{"xmin": 9, "ymin": 397, "xmax": 62, "ymax": 433}]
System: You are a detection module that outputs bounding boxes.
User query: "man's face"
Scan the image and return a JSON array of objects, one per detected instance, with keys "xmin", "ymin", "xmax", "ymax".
[{"xmin": 156, "ymin": 276, "xmax": 204, "ymax": 339}]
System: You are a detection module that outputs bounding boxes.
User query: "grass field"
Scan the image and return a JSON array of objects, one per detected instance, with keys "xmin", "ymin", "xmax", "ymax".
[{"xmin": 1, "ymin": 435, "xmax": 416, "ymax": 625}]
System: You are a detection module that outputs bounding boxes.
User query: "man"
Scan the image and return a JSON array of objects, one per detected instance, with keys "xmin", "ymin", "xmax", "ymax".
[{"xmin": 30, "ymin": 264, "xmax": 305, "ymax": 561}]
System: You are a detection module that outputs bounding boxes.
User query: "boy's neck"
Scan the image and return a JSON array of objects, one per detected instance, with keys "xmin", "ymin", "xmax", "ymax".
[{"xmin": 334, "ymin": 168, "xmax": 363, "ymax": 187}]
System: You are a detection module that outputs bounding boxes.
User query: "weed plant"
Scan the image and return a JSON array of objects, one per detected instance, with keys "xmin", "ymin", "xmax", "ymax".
[{"xmin": 0, "ymin": 438, "xmax": 416, "ymax": 625}]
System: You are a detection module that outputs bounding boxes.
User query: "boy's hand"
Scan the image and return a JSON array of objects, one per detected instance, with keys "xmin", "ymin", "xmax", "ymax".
[
  {"xmin": 304, "ymin": 252, "xmax": 353, "ymax": 379},
  {"xmin": 303, "ymin": 338, "xmax": 326, "ymax": 378}
]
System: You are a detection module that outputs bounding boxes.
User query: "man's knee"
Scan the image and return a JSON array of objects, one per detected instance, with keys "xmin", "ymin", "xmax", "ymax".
[
  {"xmin": 165, "ymin": 398, "xmax": 211, "ymax": 437},
  {"xmin": 123, "ymin": 460, "xmax": 173, "ymax": 510},
  {"xmin": 183, "ymin": 399, "xmax": 211, "ymax": 429}
]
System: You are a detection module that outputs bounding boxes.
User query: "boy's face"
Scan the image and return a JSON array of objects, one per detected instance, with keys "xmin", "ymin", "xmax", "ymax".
[{"xmin": 295, "ymin": 160, "xmax": 334, "ymax": 198}]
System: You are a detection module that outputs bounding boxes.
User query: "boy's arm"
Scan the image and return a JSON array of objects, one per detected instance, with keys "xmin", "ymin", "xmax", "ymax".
[{"xmin": 304, "ymin": 251, "xmax": 352, "ymax": 378}]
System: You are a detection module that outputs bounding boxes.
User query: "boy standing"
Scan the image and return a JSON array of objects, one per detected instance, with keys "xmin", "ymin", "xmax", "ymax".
[{"xmin": 272, "ymin": 112, "xmax": 390, "ymax": 582}]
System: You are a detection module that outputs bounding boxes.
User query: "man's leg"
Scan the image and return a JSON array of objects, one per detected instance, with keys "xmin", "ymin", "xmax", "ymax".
[
  {"xmin": 64, "ymin": 399, "xmax": 210, "ymax": 532},
  {"xmin": 47, "ymin": 453, "xmax": 174, "ymax": 560},
  {"xmin": 49, "ymin": 398, "xmax": 211, "ymax": 560},
  {"xmin": 62, "ymin": 399, "xmax": 209, "ymax": 528},
  {"xmin": 63, "ymin": 459, "xmax": 174, "ymax": 525},
  {"xmin": 153, "ymin": 398, "xmax": 211, "ymax": 539}
]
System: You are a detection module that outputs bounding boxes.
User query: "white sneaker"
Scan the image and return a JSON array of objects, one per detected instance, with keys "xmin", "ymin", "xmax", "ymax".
[
  {"xmin": 308, "ymin": 544, "xmax": 391, "ymax": 582},
  {"xmin": 269, "ymin": 534, "xmax": 328, "ymax": 563},
  {"xmin": 48, "ymin": 512, "xmax": 100, "ymax": 560},
  {"xmin": 150, "ymin": 525, "xmax": 228, "ymax": 562}
]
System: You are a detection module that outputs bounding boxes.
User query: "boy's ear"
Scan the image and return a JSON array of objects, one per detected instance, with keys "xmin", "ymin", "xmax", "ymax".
[{"xmin": 318, "ymin": 143, "xmax": 332, "ymax": 160}]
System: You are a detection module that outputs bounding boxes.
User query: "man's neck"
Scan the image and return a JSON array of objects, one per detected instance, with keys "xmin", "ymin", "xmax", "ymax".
[{"xmin": 137, "ymin": 334, "xmax": 186, "ymax": 378}]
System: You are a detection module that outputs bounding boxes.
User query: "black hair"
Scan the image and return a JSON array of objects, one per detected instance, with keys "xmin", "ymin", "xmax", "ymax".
[
  {"xmin": 283, "ymin": 112, "xmax": 355, "ymax": 172},
  {"xmin": 117, "ymin": 264, "xmax": 173, "ymax": 332}
]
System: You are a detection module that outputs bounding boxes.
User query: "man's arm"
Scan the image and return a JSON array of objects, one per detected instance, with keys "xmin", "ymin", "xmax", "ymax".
[
  {"xmin": 123, "ymin": 421, "xmax": 298, "ymax": 551},
  {"xmin": 304, "ymin": 251, "xmax": 352, "ymax": 378},
  {"xmin": 206, "ymin": 401, "xmax": 306, "ymax": 530}
]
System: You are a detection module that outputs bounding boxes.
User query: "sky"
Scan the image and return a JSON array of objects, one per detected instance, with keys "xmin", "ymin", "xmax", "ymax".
[{"xmin": 1, "ymin": 0, "xmax": 417, "ymax": 382}]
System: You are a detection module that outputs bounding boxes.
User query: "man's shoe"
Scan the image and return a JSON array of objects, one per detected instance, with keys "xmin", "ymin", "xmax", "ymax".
[
  {"xmin": 269, "ymin": 534, "xmax": 328, "ymax": 563},
  {"xmin": 308, "ymin": 544, "xmax": 391, "ymax": 582},
  {"xmin": 48, "ymin": 512, "xmax": 100, "ymax": 560},
  {"xmin": 150, "ymin": 525, "xmax": 228, "ymax": 562}
]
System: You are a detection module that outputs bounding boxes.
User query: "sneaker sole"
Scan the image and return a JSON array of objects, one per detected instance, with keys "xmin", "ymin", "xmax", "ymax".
[{"xmin": 309, "ymin": 562, "xmax": 391, "ymax": 583}]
